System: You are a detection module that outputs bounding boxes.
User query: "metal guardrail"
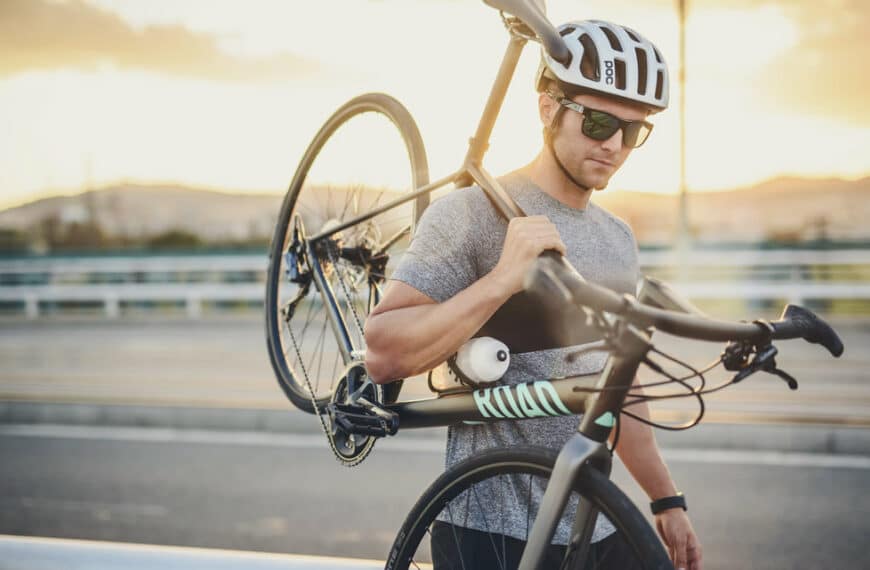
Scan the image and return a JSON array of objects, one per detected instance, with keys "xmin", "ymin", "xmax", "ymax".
[{"xmin": 0, "ymin": 250, "xmax": 868, "ymax": 318}]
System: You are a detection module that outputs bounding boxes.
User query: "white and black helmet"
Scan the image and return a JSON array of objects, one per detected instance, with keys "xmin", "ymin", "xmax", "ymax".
[{"xmin": 536, "ymin": 20, "xmax": 670, "ymax": 112}]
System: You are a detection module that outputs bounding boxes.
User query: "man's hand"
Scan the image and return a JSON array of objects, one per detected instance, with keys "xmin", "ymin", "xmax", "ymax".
[
  {"xmin": 654, "ymin": 509, "xmax": 703, "ymax": 570},
  {"xmin": 489, "ymin": 215, "xmax": 566, "ymax": 295}
]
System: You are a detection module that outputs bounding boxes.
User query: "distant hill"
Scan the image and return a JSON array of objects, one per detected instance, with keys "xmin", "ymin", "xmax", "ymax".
[
  {"xmin": 0, "ymin": 185, "xmax": 283, "ymax": 243},
  {"xmin": 1, "ymin": 176, "xmax": 868, "ymax": 247},
  {"xmin": 595, "ymin": 175, "xmax": 870, "ymax": 244}
]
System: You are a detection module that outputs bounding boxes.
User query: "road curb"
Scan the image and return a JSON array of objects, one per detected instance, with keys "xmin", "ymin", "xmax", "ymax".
[{"xmin": 2, "ymin": 400, "xmax": 869, "ymax": 455}]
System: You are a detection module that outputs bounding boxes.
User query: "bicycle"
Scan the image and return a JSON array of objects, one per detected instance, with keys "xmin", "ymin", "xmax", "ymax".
[{"xmin": 264, "ymin": 1, "xmax": 846, "ymax": 568}]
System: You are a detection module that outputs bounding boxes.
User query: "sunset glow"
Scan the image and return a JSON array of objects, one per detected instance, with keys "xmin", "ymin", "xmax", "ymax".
[{"xmin": 1, "ymin": 0, "xmax": 868, "ymax": 209}]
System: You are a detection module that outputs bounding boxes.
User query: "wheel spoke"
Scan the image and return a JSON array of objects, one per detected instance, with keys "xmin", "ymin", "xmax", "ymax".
[
  {"xmin": 309, "ymin": 315, "xmax": 330, "ymax": 392},
  {"xmin": 265, "ymin": 94, "xmax": 428, "ymax": 423}
]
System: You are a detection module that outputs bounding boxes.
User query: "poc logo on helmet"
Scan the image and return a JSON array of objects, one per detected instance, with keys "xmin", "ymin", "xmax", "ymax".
[{"xmin": 604, "ymin": 60, "xmax": 615, "ymax": 85}]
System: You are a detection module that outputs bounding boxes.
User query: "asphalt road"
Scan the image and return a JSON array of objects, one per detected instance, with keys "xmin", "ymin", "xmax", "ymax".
[
  {"xmin": 1, "ymin": 316, "xmax": 868, "ymax": 425},
  {"xmin": 1, "ymin": 426, "xmax": 868, "ymax": 569}
]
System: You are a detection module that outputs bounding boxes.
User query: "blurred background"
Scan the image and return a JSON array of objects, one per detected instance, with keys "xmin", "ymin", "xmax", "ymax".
[{"xmin": 1, "ymin": 1, "xmax": 868, "ymax": 568}]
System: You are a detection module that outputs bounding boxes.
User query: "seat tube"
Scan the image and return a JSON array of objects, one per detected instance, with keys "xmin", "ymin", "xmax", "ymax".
[{"xmin": 462, "ymin": 34, "xmax": 527, "ymax": 170}]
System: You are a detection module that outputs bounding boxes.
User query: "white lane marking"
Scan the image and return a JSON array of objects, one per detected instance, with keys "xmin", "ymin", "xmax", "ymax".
[{"xmin": 2, "ymin": 424, "xmax": 869, "ymax": 469}]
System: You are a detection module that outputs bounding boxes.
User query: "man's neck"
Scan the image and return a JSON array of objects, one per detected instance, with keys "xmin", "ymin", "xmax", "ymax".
[{"xmin": 522, "ymin": 151, "xmax": 594, "ymax": 211}]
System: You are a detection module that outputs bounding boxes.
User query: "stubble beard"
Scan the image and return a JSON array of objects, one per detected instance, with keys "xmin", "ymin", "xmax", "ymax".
[{"xmin": 552, "ymin": 136, "xmax": 613, "ymax": 192}]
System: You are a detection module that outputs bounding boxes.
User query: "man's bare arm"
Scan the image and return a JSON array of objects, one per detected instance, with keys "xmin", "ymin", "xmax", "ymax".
[
  {"xmin": 364, "ymin": 275, "xmax": 511, "ymax": 382},
  {"xmin": 364, "ymin": 215, "xmax": 567, "ymax": 383}
]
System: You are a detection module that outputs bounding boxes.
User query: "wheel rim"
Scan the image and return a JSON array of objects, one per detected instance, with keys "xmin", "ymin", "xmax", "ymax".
[
  {"xmin": 268, "ymin": 103, "xmax": 426, "ymax": 409},
  {"xmin": 393, "ymin": 456, "xmax": 658, "ymax": 570}
]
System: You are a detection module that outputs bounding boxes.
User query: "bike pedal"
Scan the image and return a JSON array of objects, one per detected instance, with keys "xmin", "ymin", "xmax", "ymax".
[{"xmin": 329, "ymin": 403, "xmax": 398, "ymax": 437}]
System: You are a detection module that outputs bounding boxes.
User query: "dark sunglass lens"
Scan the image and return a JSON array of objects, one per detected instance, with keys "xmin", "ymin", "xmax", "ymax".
[
  {"xmin": 624, "ymin": 123, "xmax": 652, "ymax": 148},
  {"xmin": 582, "ymin": 110, "xmax": 620, "ymax": 141}
]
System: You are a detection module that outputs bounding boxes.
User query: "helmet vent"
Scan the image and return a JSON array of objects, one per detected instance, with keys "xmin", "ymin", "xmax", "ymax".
[
  {"xmin": 655, "ymin": 70, "xmax": 664, "ymax": 100},
  {"xmin": 601, "ymin": 27, "xmax": 623, "ymax": 52},
  {"xmin": 559, "ymin": 26, "xmax": 576, "ymax": 37},
  {"xmin": 625, "ymin": 28, "xmax": 640, "ymax": 43},
  {"xmin": 615, "ymin": 59, "xmax": 626, "ymax": 90},
  {"xmin": 635, "ymin": 48, "xmax": 648, "ymax": 95},
  {"xmin": 653, "ymin": 47, "xmax": 663, "ymax": 64},
  {"xmin": 578, "ymin": 34, "xmax": 600, "ymax": 81}
]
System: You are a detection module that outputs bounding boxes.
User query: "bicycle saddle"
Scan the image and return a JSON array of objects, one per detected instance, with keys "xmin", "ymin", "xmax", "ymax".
[{"xmin": 484, "ymin": 0, "xmax": 572, "ymax": 65}]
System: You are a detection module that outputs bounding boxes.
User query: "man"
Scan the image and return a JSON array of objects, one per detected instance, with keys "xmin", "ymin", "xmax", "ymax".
[{"xmin": 365, "ymin": 19, "xmax": 703, "ymax": 570}]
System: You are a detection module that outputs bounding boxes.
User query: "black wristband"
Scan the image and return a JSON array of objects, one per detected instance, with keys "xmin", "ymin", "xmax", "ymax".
[{"xmin": 650, "ymin": 493, "xmax": 687, "ymax": 515}]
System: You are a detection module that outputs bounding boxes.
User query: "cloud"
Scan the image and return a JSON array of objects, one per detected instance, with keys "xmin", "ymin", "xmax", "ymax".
[{"xmin": 0, "ymin": 0, "xmax": 318, "ymax": 81}]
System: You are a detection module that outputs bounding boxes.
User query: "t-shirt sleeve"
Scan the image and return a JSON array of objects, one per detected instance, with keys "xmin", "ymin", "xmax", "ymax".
[{"xmin": 390, "ymin": 195, "xmax": 479, "ymax": 303}]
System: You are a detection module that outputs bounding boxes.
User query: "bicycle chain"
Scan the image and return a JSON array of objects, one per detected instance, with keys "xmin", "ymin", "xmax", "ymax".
[
  {"xmin": 284, "ymin": 240, "xmax": 375, "ymax": 467},
  {"xmin": 326, "ymin": 240, "xmax": 366, "ymax": 339},
  {"xmin": 286, "ymin": 316, "xmax": 372, "ymax": 468}
]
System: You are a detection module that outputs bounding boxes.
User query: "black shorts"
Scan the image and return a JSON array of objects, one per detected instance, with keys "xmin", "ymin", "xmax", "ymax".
[{"xmin": 430, "ymin": 520, "xmax": 643, "ymax": 569}]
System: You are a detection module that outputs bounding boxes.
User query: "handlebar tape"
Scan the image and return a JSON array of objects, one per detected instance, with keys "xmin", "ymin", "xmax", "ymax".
[
  {"xmin": 769, "ymin": 304, "xmax": 844, "ymax": 357},
  {"xmin": 526, "ymin": 252, "xmax": 845, "ymax": 358}
]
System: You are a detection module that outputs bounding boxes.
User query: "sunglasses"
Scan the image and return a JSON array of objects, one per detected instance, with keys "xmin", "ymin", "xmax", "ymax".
[{"xmin": 549, "ymin": 93, "xmax": 654, "ymax": 149}]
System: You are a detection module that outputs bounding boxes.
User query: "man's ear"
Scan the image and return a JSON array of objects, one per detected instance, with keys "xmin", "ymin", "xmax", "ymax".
[{"xmin": 538, "ymin": 92, "xmax": 557, "ymax": 127}]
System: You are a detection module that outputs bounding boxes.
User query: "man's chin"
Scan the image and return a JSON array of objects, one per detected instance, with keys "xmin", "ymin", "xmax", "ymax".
[{"xmin": 587, "ymin": 177, "xmax": 611, "ymax": 191}]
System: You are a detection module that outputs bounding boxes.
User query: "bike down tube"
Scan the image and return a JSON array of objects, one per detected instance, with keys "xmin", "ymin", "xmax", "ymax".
[{"xmin": 385, "ymin": 373, "xmax": 598, "ymax": 429}]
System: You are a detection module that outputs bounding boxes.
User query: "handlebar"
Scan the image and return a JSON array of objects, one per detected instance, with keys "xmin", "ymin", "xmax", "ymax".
[
  {"xmin": 484, "ymin": 0, "xmax": 573, "ymax": 65},
  {"xmin": 525, "ymin": 251, "xmax": 845, "ymax": 357}
]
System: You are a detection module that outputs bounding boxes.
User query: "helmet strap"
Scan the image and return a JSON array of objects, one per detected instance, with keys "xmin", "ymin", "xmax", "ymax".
[{"xmin": 545, "ymin": 106, "xmax": 590, "ymax": 192}]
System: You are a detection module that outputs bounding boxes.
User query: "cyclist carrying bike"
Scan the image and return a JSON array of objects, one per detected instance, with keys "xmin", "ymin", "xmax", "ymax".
[{"xmin": 365, "ymin": 19, "xmax": 702, "ymax": 570}]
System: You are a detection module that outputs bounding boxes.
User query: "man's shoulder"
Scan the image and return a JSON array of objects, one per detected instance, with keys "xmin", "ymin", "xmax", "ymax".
[
  {"xmin": 422, "ymin": 184, "xmax": 501, "ymax": 227},
  {"xmin": 588, "ymin": 201, "xmax": 635, "ymax": 242}
]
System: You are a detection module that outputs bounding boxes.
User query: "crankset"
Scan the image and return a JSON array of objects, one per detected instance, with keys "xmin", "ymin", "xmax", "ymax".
[{"xmin": 326, "ymin": 363, "xmax": 399, "ymax": 465}]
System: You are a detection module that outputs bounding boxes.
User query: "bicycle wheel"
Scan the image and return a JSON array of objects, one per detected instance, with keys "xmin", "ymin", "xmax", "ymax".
[
  {"xmin": 386, "ymin": 447, "xmax": 672, "ymax": 570},
  {"xmin": 266, "ymin": 93, "xmax": 430, "ymax": 413}
]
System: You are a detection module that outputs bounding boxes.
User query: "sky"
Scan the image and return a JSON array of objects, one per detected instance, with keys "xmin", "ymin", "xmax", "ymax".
[{"xmin": 1, "ymin": 0, "xmax": 868, "ymax": 209}]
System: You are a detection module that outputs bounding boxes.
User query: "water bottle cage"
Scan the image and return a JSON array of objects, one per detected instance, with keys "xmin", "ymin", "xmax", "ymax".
[{"xmin": 447, "ymin": 353, "xmax": 496, "ymax": 390}]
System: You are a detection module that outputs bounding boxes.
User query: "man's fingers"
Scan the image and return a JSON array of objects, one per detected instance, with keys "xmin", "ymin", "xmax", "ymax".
[
  {"xmin": 674, "ymin": 536, "xmax": 689, "ymax": 570},
  {"xmin": 688, "ymin": 537, "xmax": 703, "ymax": 570},
  {"xmin": 655, "ymin": 518, "xmax": 666, "ymax": 542}
]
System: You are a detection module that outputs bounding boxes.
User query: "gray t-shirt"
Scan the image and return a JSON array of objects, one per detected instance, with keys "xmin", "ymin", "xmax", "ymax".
[{"xmin": 391, "ymin": 171, "xmax": 640, "ymax": 544}]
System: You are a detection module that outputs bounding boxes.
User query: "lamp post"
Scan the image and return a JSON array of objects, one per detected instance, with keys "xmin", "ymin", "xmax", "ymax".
[{"xmin": 677, "ymin": 0, "xmax": 689, "ymax": 251}]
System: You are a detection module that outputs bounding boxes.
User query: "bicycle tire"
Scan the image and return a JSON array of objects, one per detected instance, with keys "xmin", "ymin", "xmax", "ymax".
[
  {"xmin": 386, "ymin": 447, "xmax": 672, "ymax": 570},
  {"xmin": 265, "ymin": 93, "xmax": 430, "ymax": 413}
]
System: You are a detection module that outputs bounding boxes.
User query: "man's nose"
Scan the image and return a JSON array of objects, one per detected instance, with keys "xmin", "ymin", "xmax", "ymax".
[{"xmin": 600, "ymin": 127, "xmax": 624, "ymax": 152}]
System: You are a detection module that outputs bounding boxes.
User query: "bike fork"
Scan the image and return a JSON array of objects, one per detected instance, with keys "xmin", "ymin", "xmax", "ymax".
[{"xmin": 517, "ymin": 434, "xmax": 612, "ymax": 570}]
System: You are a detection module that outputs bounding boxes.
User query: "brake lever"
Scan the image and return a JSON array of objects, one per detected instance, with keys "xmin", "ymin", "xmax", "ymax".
[
  {"xmin": 730, "ymin": 344, "xmax": 799, "ymax": 390},
  {"xmin": 766, "ymin": 366, "xmax": 799, "ymax": 390}
]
